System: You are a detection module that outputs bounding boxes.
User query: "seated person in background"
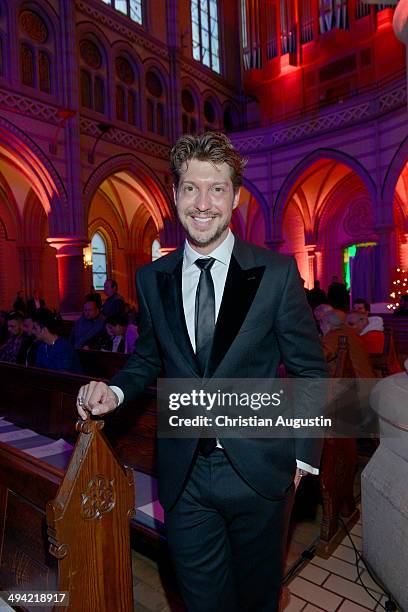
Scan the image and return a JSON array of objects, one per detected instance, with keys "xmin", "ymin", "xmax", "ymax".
[
  {"xmin": 0, "ymin": 310, "xmax": 8, "ymax": 346},
  {"xmin": 313, "ymin": 303, "xmax": 334, "ymax": 335},
  {"xmin": 346, "ymin": 311, "xmax": 402, "ymax": 374},
  {"xmin": 21, "ymin": 315, "xmax": 40, "ymax": 366},
  {"xmin": 33, "ymin": 309, "xmax": 82, "ymax": 373},
  {"xmin": 26, "ymin": 289, "xmax": 45, "ymax": 316},
  {"xmin": 85, "ymin": 289, "xmax": 102, "ymax": 310},
  {"xmin": 95, "ymin": 313, "xmax": 138, "ymax": 354},
  {"xmin": 320, "ymin": 310, "xmax": 374, "ymax": 378},
  {"xmin": 70, "ymin": 299, "xmax": 105, "ymax": 349},
  {"xmin": 352, "ymin": 297, "xmax": 384, "ymax": 325},
  {"xmin": 101, "ymin": 279, "xmax": 126, "ymax": 318},
  {"xmin": 352, "ymin": 298, "xmax": 370, "ymax": 315},
  {"xmin": 0, "ymin": 312, "xmax": 25, "ymax": 363},
  {"xmin": 13, "ymin": 290, "xmax": 26, "ymax": 314},
  {"xmin": 394, "ymin": 294, "xmax": 408, "ymax": 316},
  {"xmin": 307, "ymin": 280, "xmax": 328, "ymax": 310}
]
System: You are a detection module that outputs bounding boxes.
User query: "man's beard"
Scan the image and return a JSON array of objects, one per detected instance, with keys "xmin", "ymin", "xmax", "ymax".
[{"xmin": 181, "ymin": 215, "xmax": 230, "ymax": 249}]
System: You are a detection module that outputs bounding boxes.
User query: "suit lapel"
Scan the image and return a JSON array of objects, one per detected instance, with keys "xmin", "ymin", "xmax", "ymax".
[
  {"xmin": 207, "ymin": 253, "xmax": 265, "ymax": 377},
  {"xmin": 157, "ymin": 259, "xmax": 200, "ymax": 377}
]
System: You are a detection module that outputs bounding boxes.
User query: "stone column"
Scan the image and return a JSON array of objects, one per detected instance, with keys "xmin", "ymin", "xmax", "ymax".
[
  {"xmin": 305, "ymin": 244, "xmax": 317, "ymax": 289},
  {"xmin": 18, "ymin": 245, "xmax": 43, "ymax": 297},
  {"xmin": 47, "ymin": 237, "xmax": 87, "ymax": 314},
  {"xmin": 373, "ymin": 225, "xmax": 395, "ymax": 302}
]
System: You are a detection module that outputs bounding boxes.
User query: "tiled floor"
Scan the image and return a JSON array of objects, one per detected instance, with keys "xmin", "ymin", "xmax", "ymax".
[
  {"xmin": 284, "ymin": 515, "xmax": 398, "ymax": 612},
  {"xmin": 131, "ymin": 509, "xmax": 400, "ymax": 612}
]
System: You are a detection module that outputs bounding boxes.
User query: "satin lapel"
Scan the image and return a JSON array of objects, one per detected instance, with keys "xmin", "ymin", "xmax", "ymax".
[
  {"xmin": 156, "ymin": 260, "xmax": 200, "ymax": 376},
  {"xmin": 206, "ymin": 255, "xmax": 265, "ymax": 377}
]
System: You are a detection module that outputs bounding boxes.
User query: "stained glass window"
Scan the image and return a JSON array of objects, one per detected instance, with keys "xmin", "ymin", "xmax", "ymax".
[
  {"xmin": 100, "ymin": 0, "xmax": 142, "ymax": 25},
  {"xmin": 191, "ymin": 0, "xmax": 220, "ymax": 73},
  {"xmin": 92, "ymin": 232, "xmax": 108, "ymax": 290}
]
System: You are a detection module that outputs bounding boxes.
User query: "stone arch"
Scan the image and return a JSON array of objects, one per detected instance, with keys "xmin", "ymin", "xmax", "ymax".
[
  {"xmin": 273, "ymin": 148, "xmax": 377, "ymax": 233},
  {"xmin": 382, "ymin": 134, "xmax": 408, "ymax": 210},
  {"xmin": 241, "ymin": 177, "xmax": 271, "ymax": 240},
  {"xmin": 0, "ymin": 115, "xmax": 68, "ymax": 234},
  {"xmin": 83, "ymin": 153, "xmax": 174, "ymax": 231}
]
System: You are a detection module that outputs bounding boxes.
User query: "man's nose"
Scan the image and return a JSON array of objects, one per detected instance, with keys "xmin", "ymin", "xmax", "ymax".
[{"xmin": 195, "ymin": 190, "xmax": 210, "ymax": 210}]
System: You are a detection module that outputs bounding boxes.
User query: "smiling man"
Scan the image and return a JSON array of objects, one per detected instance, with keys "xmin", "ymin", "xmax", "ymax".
[{"xmin": 76, "ymin": 132, "xmax": 326, "ymax": 611}]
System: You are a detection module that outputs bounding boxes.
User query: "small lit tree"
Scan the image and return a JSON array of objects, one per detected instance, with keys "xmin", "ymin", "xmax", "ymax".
[{"xmin": 388, "ymin": 266, "xmax": 408, "ymax": 311}]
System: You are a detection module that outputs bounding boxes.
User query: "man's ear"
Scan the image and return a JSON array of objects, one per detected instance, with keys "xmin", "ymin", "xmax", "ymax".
[
  {"xmin": 172, "ymin": 185, "xmax": 178, "ymax": 207},
  {"xmin": 232, "ymin": 188, "xmax": 241, "ymax": 210}
]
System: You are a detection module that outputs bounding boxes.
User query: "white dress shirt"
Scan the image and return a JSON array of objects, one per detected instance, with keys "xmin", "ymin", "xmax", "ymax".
[{"xmin": 111, "ymin": 230, "xmax": 317, "ymax": 474}]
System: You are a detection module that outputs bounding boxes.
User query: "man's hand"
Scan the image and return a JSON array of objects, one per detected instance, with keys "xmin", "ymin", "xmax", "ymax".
[{"xmin": 77, "ymin": 381, "xmax": 118, "ymax": 420}]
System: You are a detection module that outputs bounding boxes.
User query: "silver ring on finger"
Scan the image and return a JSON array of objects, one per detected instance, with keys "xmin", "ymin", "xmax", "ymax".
[{"xmin": 78, "ymin": 396, "xmax": 85, "ymax": 406}]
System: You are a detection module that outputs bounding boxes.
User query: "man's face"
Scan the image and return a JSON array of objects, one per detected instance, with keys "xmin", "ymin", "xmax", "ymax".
[
  {"xmin": 23, "ymin": 318, "xmax": 33, "ymax": 335},
  {"xmin": 32, "ymin": 322, "xmax": 45, "ymax": 341},
  {"xmin": 106, "ymin": 323, "xmax": 124, "ymax": 338},
  {"xmin": 83, "ymin": 302, "xmax": 99, "ymax": 320},
  {"xmin": 346, "ymin": 313, "xmax": 367, "ymax": 334},
  {"xmin": 7, "ymin": 320, "xmax": 22, "ymax": 337},
  {"xmin": 352, "ymin": 303, "xmax": 367, "ymax": 315},
  {"xmin": 174, "ymin": 159, "xmax": 240, "ymax": 253},
  {"xmin": 104, "ymin": 281, "xmax": 114, "ymax": 297}
]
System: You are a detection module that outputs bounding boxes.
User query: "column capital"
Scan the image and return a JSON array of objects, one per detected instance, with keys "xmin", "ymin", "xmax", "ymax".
[
  {"xmin": 305, "ymin": 243, "xmax": 317, "ymax": 254},
  {"xmin": 47, "ymin": 236, "xmax": 89, "ymax": 257}
]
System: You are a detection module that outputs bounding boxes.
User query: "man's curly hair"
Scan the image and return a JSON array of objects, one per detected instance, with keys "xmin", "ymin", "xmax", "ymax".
[{"xmin": 170, "ymin": 132, "xmax": 247, "ymax": 193}]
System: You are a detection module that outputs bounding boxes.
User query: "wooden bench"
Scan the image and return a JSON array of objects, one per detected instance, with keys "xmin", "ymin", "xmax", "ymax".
[
  {"xmin": 0, "ymin": 416, "xmax": 134, "ymax": 610},
  {"xmin": 0, "ymin": 360, "xmax": 365, "ymax": 563},
  {"xmin": 316, "ymin": 335, "xmax": 360, "ymax": 558},
  {"xmin": 0, "ymin": 363, "xmax": 161, "ymax": 555},
  {"xmin": 77, "ymin": 349, "xmax": 129, "ymax": 380},
  {"xmin": 381, "ymin": 314, "xmax": 408, "ymax": 361}
]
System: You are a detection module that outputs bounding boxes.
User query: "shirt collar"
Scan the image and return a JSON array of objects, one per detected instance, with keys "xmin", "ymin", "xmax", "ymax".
[{"xmin": 183, "ymin": 230, "xmax": 235, "ymax": 269}]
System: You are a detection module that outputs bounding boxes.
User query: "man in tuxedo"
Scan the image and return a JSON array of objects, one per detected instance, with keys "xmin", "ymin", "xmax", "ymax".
[{"xmin": 77, "ymin": 132, "xmax": 327, "ymax": 611}]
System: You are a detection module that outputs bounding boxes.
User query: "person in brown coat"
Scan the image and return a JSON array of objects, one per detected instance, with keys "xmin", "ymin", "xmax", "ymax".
[{"xmin": 320, "ymin": 310, "xmax": 374, "ymax": 378}]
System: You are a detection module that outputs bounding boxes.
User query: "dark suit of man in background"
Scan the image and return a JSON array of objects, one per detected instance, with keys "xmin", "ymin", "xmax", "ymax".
[{"xmin": 77, "ymin": 133, "xmax": 327, "ymax": 611}]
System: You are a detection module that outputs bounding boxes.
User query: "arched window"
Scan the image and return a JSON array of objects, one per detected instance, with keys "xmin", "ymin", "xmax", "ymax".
[
  {"xmin": 91, "ymin": 232, "xmax": 108, "ymax": 290},
  {"xmin": 115, "ymin": 55, "xmax": 138, "ymax": 126},
  {"xmin": 203, "ymin": 98, "xmax": 218, "ymax": 131},
  {"xmin": 145, "ymin": 70, "xmax": 165, "ymax": 136},
  {"xmin": 101, "ymin": 0, "xmax": 143, "ymax": 24},
  {"xmin": 223, "ymin": 105, "xmax": 237, "ymax": 132},
  {"xmin": 181, "ymin": 88, "xmax": 197, "ymax": 134},
  {"xmin": 191, "ymin": 0, "xmax": 220, "ymax": 73},
  {"xmin": 152, "ymin": 239, "xmax": 161, "ymax": 261},
  {"xmin": 18, "ymin": 9, "xmax": 54, "ymax": 93},
  {"xmin": 79, "ymin": 38, "xmax": 107, "ymax": 114}
]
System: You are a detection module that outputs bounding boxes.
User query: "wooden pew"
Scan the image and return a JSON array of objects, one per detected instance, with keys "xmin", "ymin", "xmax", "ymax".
[
  {"xmin": 381, "ymin": 314, "xmax": 408, "ymax": 361},
  {"xmin": 77, "ymin": 349, "xmax": 129, "ymax": 380},
  {"xmin": 316, "ymin": 335, "xmax": 360, "ymax": 558},
  {"xmin": 1, "ymin": 360, "xmax": 364, "ymax": 562},
  {"xmin": 0, "ymin": 418, "xmax": 134, "ymax": 611}
]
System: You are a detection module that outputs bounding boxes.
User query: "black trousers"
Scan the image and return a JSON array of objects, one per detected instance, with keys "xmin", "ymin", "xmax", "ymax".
[{"xmin": 165, "ymin": 450, "xmax": 295, "ymax": 612}]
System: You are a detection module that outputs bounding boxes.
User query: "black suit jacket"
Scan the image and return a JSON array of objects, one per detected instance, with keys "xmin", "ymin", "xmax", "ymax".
[{"xmin": 111, "ymin": 237, "xmax": 327, "ymax": 510}]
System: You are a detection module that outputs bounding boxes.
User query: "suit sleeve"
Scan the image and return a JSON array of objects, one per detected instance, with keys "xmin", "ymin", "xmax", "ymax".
[
  {"xmin": 109, "ymin": 269, "xmax": 162, "ymax": 404},
  {"xmin": 274, "ymin": 258, "xmax": 328, "ymax": 470}
]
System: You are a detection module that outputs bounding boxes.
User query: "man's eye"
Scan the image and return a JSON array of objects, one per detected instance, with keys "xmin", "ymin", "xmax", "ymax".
[
  {"xmin": 213, "ymin": 186, "xmax": 224, "ymax": 193},
  {"xmin": 184, "ymin": 185, "xmax": 194, "ymax": 192}
]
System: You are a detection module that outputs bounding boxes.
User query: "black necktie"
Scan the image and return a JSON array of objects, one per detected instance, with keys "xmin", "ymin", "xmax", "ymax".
[
  {"xmin": 194, "ymin": 258, "xmax": 216, "ymax": 376},
  {"xmin": 194, "ymin": 257, "xmax": 217, "ymax": 457}
]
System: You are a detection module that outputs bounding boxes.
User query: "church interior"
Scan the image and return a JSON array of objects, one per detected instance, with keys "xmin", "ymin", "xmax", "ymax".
[{"xmin": 0, "ymin": 0, "xmax": 408, "ymax": 610}]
